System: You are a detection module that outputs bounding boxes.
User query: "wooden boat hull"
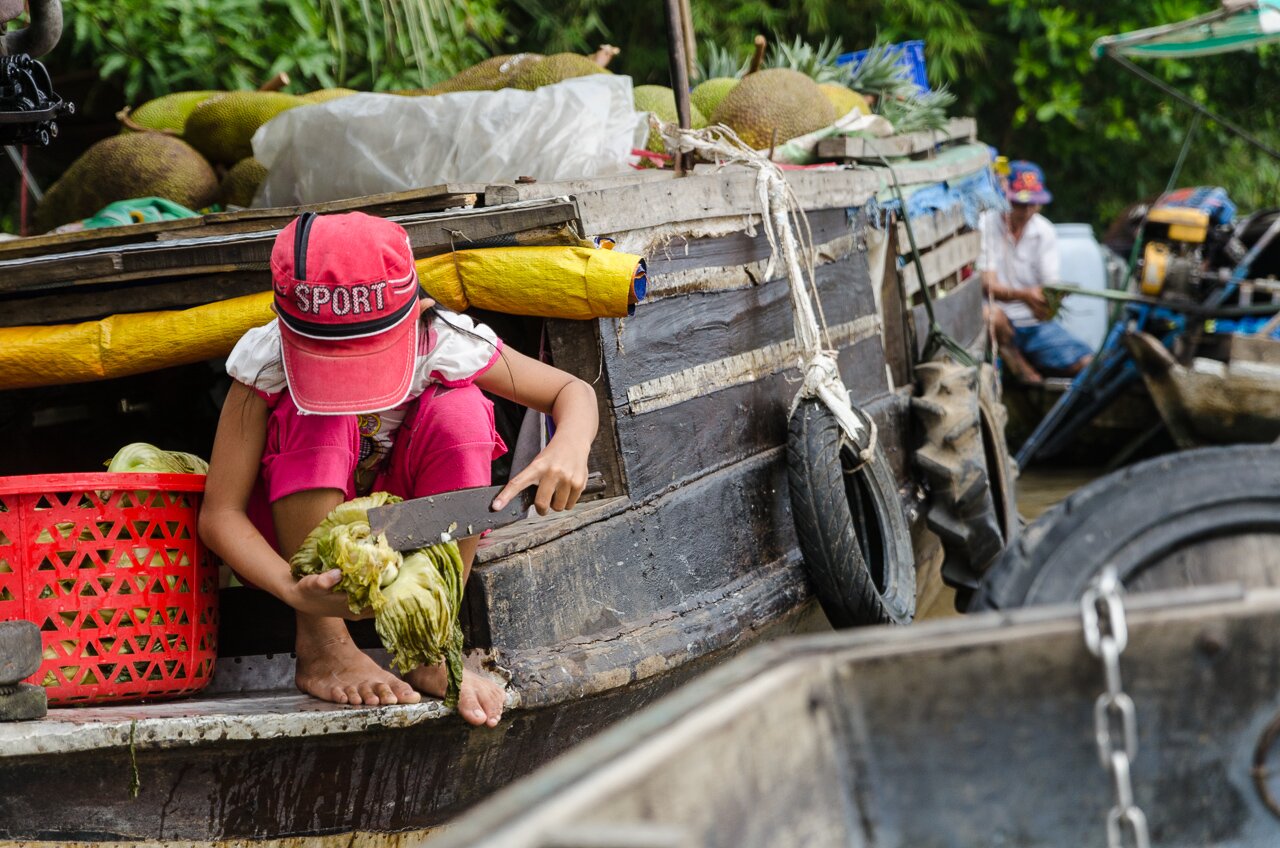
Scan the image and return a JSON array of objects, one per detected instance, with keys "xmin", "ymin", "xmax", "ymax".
[
  {"xmin": 0, "ymin": 145, "xmax": 1002, "ymax": 841},
  {"xmin": 1129, "ymin": 331, "xmax": 1280, "ymax": 447},
  {"xmin": 0, "ymin": 603, "xmax": 825, "ymax": 843},
  {"xmin": 434, "ymin": 585, "xmax": 1280, "ymax": 848}
]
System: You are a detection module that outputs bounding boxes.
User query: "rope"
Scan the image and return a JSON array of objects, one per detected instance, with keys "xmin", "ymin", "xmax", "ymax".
[{"xmin": 660, "ymin": 122, "xmax": 877, "ymax": 462}]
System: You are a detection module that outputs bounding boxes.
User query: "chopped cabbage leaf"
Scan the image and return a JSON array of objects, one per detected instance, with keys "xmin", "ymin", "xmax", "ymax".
[{"xmin": 289, "ymin": 492, "xmax": 466, "ymax": 707}]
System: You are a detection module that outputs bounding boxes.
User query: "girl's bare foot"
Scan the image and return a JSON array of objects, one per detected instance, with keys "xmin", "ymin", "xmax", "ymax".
[
  {"xmin": 295, "ymin": 614, "xmax": 420, "ymax": 706},
  {"xmin": 406, "ymin": 658, "xmax": 506, "ymax": 727}
]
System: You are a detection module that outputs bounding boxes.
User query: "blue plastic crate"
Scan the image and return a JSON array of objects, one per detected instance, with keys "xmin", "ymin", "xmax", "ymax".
[{"xmin": 837, "ymin": 40, "xmax": 929, "ymax": 93}]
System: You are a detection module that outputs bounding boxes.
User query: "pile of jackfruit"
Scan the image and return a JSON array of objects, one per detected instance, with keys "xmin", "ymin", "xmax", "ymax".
[
  {"xmin": 33, "ymin": 39, "xmax": 946, "ymax": 231},
  {"xmin": 33, "ymin": 52, "xmax": 612, "ymax": 232}
]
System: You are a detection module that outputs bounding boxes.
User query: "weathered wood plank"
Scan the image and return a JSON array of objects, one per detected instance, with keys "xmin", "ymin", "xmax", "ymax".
[
  {"xmin": 896, "ymin": 206, "xmax": 968, "ymax": 256},
  {"xmin": 913, "ymin": 273, "xmax": 985, "ymax": 355},
  {"xmin": 616, "ymin": 336, "xmax": 890, "ymax": 499},
  {"xmin": 545, "ymin": 318, "xmax": 630, "ymax": 499},
  {"xmin": 0, "ymin": 200, "xmax": 579, "ymax": 294},
  {"xmin": 902, "ymin": 230, "xmax": 981, "ymax": 296},
  {"xmin": 814, "ymin": 118, "xmax": 977, "ymax": 162},
  {"xmin": 487, "ymin": 167, "xmax": 884, "ymax": 235},
  {"xmin": 602, "ymin": 253, "xmax": 879, "ymax": 399},
  {"xmin": 625, "ymin": 315, "xmax": 881, "ymax": 415},
  {"xmin": 644, "ymin": 208, "xmax": 850, "ymax": 277},
  {"xmin": 476, "ymin": 448, "xmax": 801, "ymax": 650},
  {"xmin": 0, "ymin": 272, "xmax": 270, "ymax": 328},
  {"xmin": 0, "ymin": 184, "xmax": 482, "ymax": 260},
  {"xmin": 878, "ymin": 143, "xmax": 993, "ymax": 188}
]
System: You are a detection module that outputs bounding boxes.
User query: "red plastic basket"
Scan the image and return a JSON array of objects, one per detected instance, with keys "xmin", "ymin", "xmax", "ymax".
[{"xmin": 0, "ymin": 473, "xmax": 218, "ymax": 705}]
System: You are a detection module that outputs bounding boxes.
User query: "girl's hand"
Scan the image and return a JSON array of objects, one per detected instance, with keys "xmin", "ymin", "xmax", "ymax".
[
  {"xmin": 492, "ymin": 439, "xmax": 590, "ymax": 515},
  {"xmin": 286, "ymin": 569, "xmax": 374, "ymax": 620}
]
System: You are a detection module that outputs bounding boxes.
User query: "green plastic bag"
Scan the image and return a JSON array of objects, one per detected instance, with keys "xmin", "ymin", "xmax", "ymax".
[{"xmin": 82, "ymin": 197, "xmax": 201, "ymax": 229}]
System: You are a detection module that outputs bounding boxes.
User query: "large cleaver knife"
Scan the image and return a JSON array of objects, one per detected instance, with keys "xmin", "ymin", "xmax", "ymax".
[{"xmin": 368, "ymin": 472, "xmax": 604, "ymax": 552}]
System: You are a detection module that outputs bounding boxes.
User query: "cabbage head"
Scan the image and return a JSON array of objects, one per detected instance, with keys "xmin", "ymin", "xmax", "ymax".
[
  {"xmin": 106, "ymin": 442, "xmax": 209, "ymax": 474},
  {"xmin": 290, "ymin": 493, "xmax": 465, "ymax": 707}
]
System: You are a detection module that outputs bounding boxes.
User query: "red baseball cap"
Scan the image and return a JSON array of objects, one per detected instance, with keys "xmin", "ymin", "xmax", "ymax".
[{"xmin": 270, "ymin": 211, "xmax": 422, "ymax": 415}]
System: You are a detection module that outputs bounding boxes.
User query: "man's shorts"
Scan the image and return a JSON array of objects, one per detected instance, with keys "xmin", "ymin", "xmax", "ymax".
[{"xmin": 1013, "ymin": 322, "xmax": 1093, "ymax": 374}]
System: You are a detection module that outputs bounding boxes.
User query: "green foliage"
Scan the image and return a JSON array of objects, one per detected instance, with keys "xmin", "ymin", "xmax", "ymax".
[
  {"xmin": 959, "ymin": 0, "xmax": 1280, "ymax": 227},
  {"xmin": 57, "ymin": 0, "xmax": 505, "ymax": 101}
]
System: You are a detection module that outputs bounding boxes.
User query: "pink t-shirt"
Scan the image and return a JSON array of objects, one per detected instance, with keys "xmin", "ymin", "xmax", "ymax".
[{"xmin": 226, "ymin": 308, "xmax": 502, "ymax": 491}]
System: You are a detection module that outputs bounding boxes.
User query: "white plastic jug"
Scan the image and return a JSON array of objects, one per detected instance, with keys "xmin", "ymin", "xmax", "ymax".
[{"xmin": 1055, "ymin": 223, "xmax": 1108, "ymax": 351}]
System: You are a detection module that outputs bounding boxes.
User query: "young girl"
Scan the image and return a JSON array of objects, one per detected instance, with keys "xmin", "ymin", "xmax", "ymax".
[{"xmin": 199, "ymin": 211, "xmax": 598, "ymax": 727}]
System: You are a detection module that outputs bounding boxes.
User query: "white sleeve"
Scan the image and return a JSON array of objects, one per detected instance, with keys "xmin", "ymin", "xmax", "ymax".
[
  {"xmin": 415, "ymin": 309, "xmax": 503, "ymax": 389},
  {"xmin": 225, "ymin": 320, "xmax": 288, "ymax": 395}
]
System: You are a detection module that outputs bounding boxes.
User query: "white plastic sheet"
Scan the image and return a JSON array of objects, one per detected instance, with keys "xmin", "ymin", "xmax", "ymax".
[{"xmin": 252, "ymin": 75, "xmax": 648, "ymax": 207}]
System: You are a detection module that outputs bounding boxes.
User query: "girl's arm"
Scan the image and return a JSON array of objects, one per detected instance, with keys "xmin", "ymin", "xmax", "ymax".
[
  {"xmin": 477, "ymin": 347, "xmax": 599, "ymax": 514},
  {"xmin": 198, "ymin": 382, "xmax": 362, "ymax": 619}
]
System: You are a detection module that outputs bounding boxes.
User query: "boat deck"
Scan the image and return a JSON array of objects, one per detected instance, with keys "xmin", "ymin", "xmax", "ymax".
[{"xmin": 0, "ymin": 687, "xmax": 452, "ymax": 759}]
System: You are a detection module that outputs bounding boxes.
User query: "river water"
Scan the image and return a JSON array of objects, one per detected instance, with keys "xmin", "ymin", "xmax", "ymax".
[{"xmin": 1016, "ymin": 465, "xmax": 1103, "ymax": 520}]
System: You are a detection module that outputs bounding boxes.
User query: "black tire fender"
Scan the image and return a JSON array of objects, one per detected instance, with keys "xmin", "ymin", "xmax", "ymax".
[
  {"xmin": 912, "ymin": 359, "xmax": 1018, "ymax": 594},
  {"xmin": 786, "ymin": 398, "xmax": 915, "ymax": 626},
  {"xmin": 970, "ymin": 444, "xmax": 1280, "ymax": 611}
]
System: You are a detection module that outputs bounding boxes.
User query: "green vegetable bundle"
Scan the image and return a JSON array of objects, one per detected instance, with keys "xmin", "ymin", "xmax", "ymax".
[{"xmin": 290, "ymin": 493, "xmax": 465, "ymax": 706}]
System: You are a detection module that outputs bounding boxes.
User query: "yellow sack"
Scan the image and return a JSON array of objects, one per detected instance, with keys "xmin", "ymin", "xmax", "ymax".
[
  {"xmin": 0, "ymin": 292, "xmax": 273, "ymax": 390},
  {"xmin": 417, "ymin": 245, "xmax": 645, "ymax": 320}
]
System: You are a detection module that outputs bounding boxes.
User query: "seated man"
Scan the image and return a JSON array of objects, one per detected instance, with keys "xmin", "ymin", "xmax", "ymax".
[{"xmin": 979, "ymin": 161, "xmax": 1093, "ymax": 382}]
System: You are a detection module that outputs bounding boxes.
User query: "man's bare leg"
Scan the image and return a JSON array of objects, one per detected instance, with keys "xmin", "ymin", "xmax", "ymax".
[
  {"xmin": 985, "ymin": 305, "xmax": 1042, "ymax": 384},
  {"xmin": 402, "ymin": 536, "xmax": 506, "ymax": 726},
  {"xmin": 273, "ymin": 488, "xmax": 420, "ymax": 706},
  {"xmin": 1063, "ymin": 354, "xmax": 1094, "ymax": 377}
]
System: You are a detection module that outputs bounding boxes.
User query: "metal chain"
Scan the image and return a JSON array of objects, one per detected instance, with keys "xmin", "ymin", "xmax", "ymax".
[{"xmin": 1081, "ymin": 566, "xmax": 1151, "ymax": 848}]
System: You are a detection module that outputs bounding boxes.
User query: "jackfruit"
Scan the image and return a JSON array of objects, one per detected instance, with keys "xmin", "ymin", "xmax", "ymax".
[
  {"xmin": 633, "ymin": 85, "xmax": 706, "ymax": 154},
  {"xmin": 819, "ymin": 83, "xmax": 871, "ymax": 119},
  {"xmin": 35, "ymin": 133, "xmax": 218, "ymax": 232},
  {"xmin": 508, "ymin": 53, "xmax": 607, "ymax": 91},
  {"xmin": 710, "ymin": 68, "xmax": 836, "ymax": 151},
  {"xmin": 183, "ymin": 91, "xmax": 304, "ymax": 164},
  {"xmin": 124, "ymin": 90, "xmax": 220, "ymax": 134},
  {"xmin": 691, "ymin": 77, "xmax": 737, "ymax": 121},
  {"xmin": 426, "ymin": 53, "xmax": 544, "ymax": 93},
  {"xmin": 220, "ymin": 157, "xmax": 268, "ymax": 209},
  {"xmin": 300, "ymin": 88, "xmax": 358, "ymax": 104}
]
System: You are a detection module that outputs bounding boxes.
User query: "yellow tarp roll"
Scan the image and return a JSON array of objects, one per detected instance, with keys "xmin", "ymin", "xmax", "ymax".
[
  {"xmin": 0, "ymin": 292, "xmax": 273, "ymax": 390},
  {"xmin": 417, "ymin": 245, "xmax": 643, "ymax": 320},
  {"xmin": 0, "ymin": 245, "xmax": 645, "ymax": 391}
]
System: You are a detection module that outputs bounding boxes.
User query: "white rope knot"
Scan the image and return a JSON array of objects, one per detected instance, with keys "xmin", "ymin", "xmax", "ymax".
[{"xmin": 660, "ymin": 122, "xmax": 876, "ymax": 464}]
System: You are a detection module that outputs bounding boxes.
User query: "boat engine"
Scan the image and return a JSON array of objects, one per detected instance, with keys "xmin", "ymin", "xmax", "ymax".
[
  {"xmin": 0, "ymin": 0, "xmax": 73, "ymax": 147},
  {"xmin": 1137, "ymin": 186, "xmax": 1236, "ymax": 303}
]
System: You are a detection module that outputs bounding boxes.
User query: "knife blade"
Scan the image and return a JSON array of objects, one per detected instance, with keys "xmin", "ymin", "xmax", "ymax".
[{"xmin": 367, "ymin": 472, "xmax": 604, "ymax": 552}]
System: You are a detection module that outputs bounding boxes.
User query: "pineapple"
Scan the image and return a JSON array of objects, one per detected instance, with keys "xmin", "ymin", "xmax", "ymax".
[
  {"xmin": 879, "ymin": 87, "xmax": 957, "ymax": 133},
  {"xmin": 694, "ymin": 43, "xmax": 748, "ymax": 84},
  {"xmin": 766, "ymin": 35, "xmax": 849, "ymax": 85},
  {"xmin": 845, "ymin": 43, "xmax": 918, "ymax": 99}
]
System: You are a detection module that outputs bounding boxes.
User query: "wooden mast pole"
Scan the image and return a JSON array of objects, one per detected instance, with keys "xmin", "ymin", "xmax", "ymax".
[
  {"xmin": 678, "ymin": 0, "xmax": 697, "ymax": 80},
  {"xmin": 663, "ymin": 0, "xmax": 694, "ymax": 175}
]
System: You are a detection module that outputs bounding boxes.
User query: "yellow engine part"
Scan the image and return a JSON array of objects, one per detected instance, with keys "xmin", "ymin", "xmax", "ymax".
[
  {"xmin": 417, "ymin": 245, "xmax": 644, "ymax": 320},
  {"xmin": 1147, "ymin": 206, "xmax": 1210, "ymax": 244},
  {"xmin": 1141, "ymin": 241, "xmax": 1172, "ymax": 296}
]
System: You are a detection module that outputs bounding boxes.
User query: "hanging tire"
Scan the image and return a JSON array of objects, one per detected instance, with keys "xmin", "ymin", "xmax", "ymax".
[
  {"xmin": 970, "ymin": 444, "xmax": 1280, "ymax": 611},
  {"xmin": 786, "ymin": 398, "xmax": 915, "ymax": 626},
  {"xmin": 912, "ymin": 359, "xmax": 1018, "ymax": 597}
]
